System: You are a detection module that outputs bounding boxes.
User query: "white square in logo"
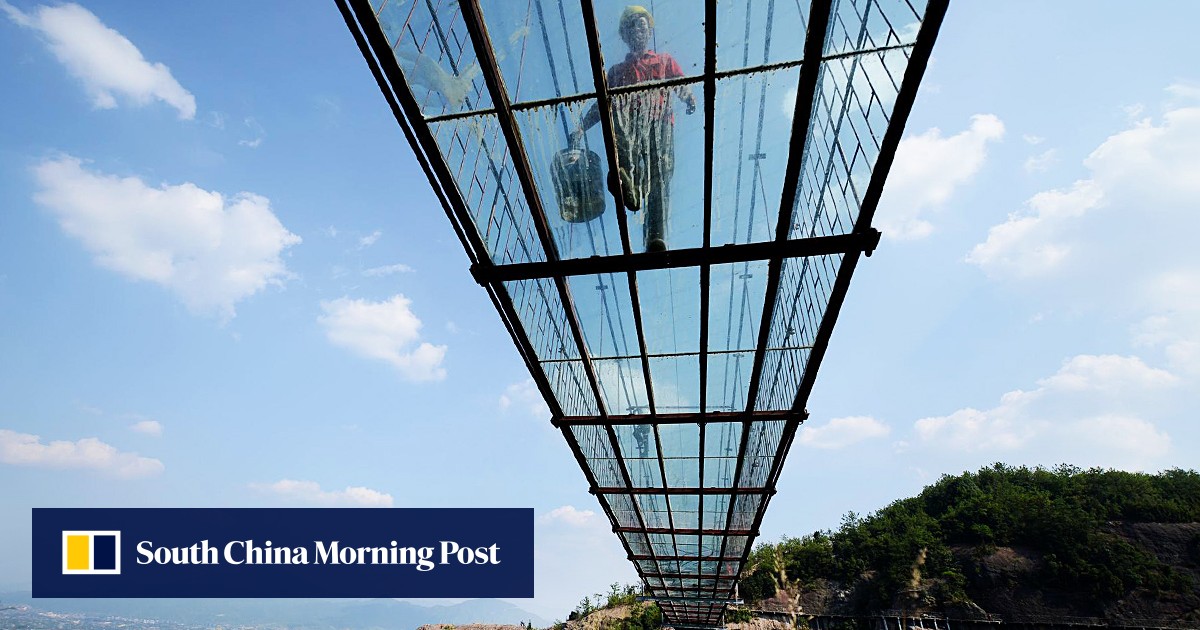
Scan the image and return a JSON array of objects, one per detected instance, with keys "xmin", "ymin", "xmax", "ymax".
[{"xmin": 61, "ymin": 530, "xmax": 121, "ymax": 575}]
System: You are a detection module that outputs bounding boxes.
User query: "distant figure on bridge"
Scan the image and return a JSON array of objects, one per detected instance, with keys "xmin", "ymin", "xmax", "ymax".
[{"xmin": 574, "ymin": 5, "xmax": 696, "ymax": 253}]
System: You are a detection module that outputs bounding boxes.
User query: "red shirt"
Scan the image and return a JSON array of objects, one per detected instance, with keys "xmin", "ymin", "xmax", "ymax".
[
  {"xmin": 608, "ymin": 50, "xmax": 685, "ymax": 87},
  {"xmin": 607, "ymin": 50, "xmax": 686, "ymax": 122}
]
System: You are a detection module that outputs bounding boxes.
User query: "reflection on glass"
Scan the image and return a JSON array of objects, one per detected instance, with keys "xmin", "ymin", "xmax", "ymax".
[
  {"xmin": 650, "ymin": 355, "xmax": 699, "ymax": 413},
  {"xmin": 476, "ymin": 0, "xmax": 592, "ymax": 104},
  {"xmin": 826, "ymin": 0, "xmax": 923, "ymax": 57},
  {"xmin": 374, "ymin": 0, "xmax": 492, "ymax": 117},
  {"xmin": 711, "ymin": 69, "xmax": 799, "ymax": 246},
  {"xmin": 567, "ymin": 273, "xmax": 639, "ymax": 359},
  {"xmin": 793, "ymin": 49, "xmax": 911, "ymax": 240},
  {"xmin": 593, "ymin": 358, "xmax": 648, "ymax": 414},
  {"xmin": 432, "ymin": 116, "xmax": 544, "ymax": 266},
  {"xmin": 670, "ymin": 495, "xmax": 699, "ymax": 528},
  {"xmin": 716, "ymin": 0, "xmax": 808, "ymax": 72},
  {"xmin": 616, "ymin": 423, "xmax": 662, "ymax": 488},
  {"xmin": 638, "ymin": 267, "xmax": 699, "ymax": 355}
]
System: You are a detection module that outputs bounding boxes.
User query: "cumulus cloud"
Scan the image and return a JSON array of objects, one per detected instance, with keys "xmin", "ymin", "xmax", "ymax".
[
  {"xmin": 541, "ymin": 505, "xmax": 596, "ymax": 526},
  {"xmin": 31, "ymin": 156, "xmax": 300, "ymax": 320},
  {"xmin": 358, "ymin": 230, "xmax": 382, "ymax": 248},
  {"xmin": 499, "ymin": 379, "xmax": 549, "ymax": 420},
  {"xmin": 318, "ymin": 295, "xmax": 447, "ymax": 381},
  {"xmin": 877, "ymin": 114, "xmax": 1005, "ymax": 239},
  {"xmin": 966, "ymin": 179, "xmax": 1103, "ymax": 277},
  {"xmin": 969, "ymin": 95, "xmax": 1200, "ymax": 280},
  {"xmin": 1023, "ymin": 148, "xmax": 1058, "ymax": 173},
  {"xmin": 0, "ymin": 429, "xmax": 163, "ymax": 478},
  {"xmin": 966, "ymin": 88, "xmax": 1200, "ymax": 386},
  {"xmin": 129, "ymin": 419, "xmax": 162, "ymax": 436},
  {"xmin": 2, "ymin": 1, "xmax": 195, "ymax": 118},
  {"xmin": 796, "ymin": 416, "xmax": 890, "ymax": 449},
  {"xmin": 912, "ymin": 355, "xmax": 1176, "ymax": 469},
  {"xmin": 363, "ymin": 263, "xmax": 414, "ymax": 277},
  {"xmin": 250, "ymin": 479, "xmax": 393, "ymax": 507},
  {"xmin": 1132, "ymin": 270, "xmax": 1200, "ymax": 375}
]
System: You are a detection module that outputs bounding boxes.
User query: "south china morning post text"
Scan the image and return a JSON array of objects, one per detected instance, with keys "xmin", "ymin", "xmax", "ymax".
[
  {"xmin": 33, "ymin": 507, "xmax": 533, "ymax": 598},
  {"xmin": 134, "ymin": 538, "xmax": 501, "ymax": 570}
]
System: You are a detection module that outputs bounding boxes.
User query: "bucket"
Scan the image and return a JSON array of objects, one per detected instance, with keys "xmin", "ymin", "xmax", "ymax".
[{"xmin": 551, "ymin": 148, "xmax": 606, "ymax": 223}]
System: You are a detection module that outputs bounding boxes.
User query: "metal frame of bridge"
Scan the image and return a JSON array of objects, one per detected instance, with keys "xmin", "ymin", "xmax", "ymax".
[{"xmin": 337, "ymin": 0, "xmax": 946, "ymax": 626}]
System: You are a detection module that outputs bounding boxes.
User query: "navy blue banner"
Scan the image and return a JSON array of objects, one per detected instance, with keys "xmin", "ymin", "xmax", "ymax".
[{"xmin": 34, "ymin": 508, "xmax": 533, "ymax": 598}]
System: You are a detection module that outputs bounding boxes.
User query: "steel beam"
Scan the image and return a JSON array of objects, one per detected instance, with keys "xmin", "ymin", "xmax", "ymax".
[
  {"xmin": 422, "ymin": 41, "xmax": 917, "ymax": 125},
  {"xmin": 615, "ymin": 526, "xmax": 755, "ymax": 536},
  {"xmin": 471, "ymin": 230, "xmax": 880, "ymax": 283},
  {"xmin": 457, "ymin": 0, "xmax": 608, "ymax": 421},
  {"xmin": 340, "ymin": 0, "xmax": 568, "ymax": 418},
  {"xmin": 556, "ymin": 409, "xmax": 793, "ymax": 427},
  {"xmin": 593, "ymin": 486, "xmax": 774, "ymax": 496},
  {"xmin": 713, "ymin": 0, "xmax": 833, "ymax": 603}
]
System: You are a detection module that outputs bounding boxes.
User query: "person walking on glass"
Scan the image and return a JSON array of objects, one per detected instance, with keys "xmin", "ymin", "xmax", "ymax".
[{"xmin": 573, "ymin": 5, "xmax": 696, "ymax": 253}]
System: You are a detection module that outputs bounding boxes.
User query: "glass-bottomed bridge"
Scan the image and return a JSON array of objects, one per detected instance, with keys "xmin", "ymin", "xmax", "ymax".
[{"xmin": 336, "ymin": 0, "xmax": 946, "ymax": 626}]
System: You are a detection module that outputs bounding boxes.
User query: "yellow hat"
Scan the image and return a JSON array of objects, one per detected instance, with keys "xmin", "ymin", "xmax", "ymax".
[{"xmin": 620, "ymin": 5, "xmax": 653, "ymax": 30}]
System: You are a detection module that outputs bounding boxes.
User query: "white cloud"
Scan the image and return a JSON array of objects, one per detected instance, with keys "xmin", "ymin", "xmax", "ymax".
[
  {"xmin": 0, "ymin": 429, "xmax": 163, "ymax": 478},
  {"xmin": 541, "ymin": 505, "xmax": 596, "ymax": 527},
  {"xmin": 1133, "ymin": 269, "xmax": 1200, "ymax": 375},
  {"xmin": 318, "ymin": 295, "xmax": 447, "ymax": 381},
  {"xmin": 2, "ymin": 1, "xmax": 195, "ymax": 118},
  {"xmin": 129, "ymin": 419, "xmax": 162, "ymax": 436},
  {"xmin": 913, "ymin": 354, "xmax": 1176, "ymax": 469},
  {"xmin": 237, "ymin": 117, "xmax": 265, "ymax": 148},
  {"xmin": 1023, "ymin": 148, "xmax": 1058, "ymax": 173},
  {"xmin": 32, "ymin": 155, "xmax": 301, "ymax": 320},
  {"xmin": 966, "ymin": 179, "xmax": 1102, "ymax": 277},
  {"xmin": 969, "ymin": 96, "xmax": 1200, "ymax": 280},
  {"xmin": 363, "ymin": 263, "xmax": 414, "ymax": 277},
  {"xmin": 1022, "ymin": 134, "xmax": 1045, "ymax": 145},
  {"xmin": 877, "ymin": 114, "xmax": 1005, "ymax": 239},
  {"xmin": 796, "ymin": 416, "xmax": 890, "ymax": 449},
  {"xmin": 499, "ymin": 379, "xmax": 549, "ymax": 420},
  {"xmin": 966, "ymin": 89, "xmax": 1200, "ymax": 388},
  {"xmin": 358, "ymin": 230, "xmax": 382, "ymax": 248},
  {"xmin": 250, "ymin": 479, "xmax": 393, "ymax": 507},
  {"xmin": 206, "ymin": 111, "xmax": 226, "ymax": 129}
]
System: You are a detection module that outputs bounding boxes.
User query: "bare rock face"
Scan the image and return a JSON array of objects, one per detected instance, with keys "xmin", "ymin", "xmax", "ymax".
[
  {"xmin": 563, "ymin": 604, "xmax": 633, "ymax": 630},
  {"xmin": 958, "ymin": 523, "xmax": 1200, "ymax": 622},
  {"xmin": 725, "ymin": 618, "xmax": 793, "ymax": 630}
]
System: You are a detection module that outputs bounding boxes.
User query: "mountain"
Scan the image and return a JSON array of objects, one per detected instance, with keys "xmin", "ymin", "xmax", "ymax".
[{"xmin": 0, "ymin": 594, "xmax": 548, "ymax": 628}]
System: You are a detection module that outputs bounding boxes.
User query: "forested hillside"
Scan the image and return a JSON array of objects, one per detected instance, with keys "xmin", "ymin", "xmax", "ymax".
[{"xmin": 740, "ymin": 465, "xmax": 1200, "ymax": 622}]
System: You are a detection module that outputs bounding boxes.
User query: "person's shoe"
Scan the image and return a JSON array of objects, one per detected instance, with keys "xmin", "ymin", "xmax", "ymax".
[
  {"xmin": 618, "ymin": 167, "xmax": 640, "ymax": 211},
  {"xmin": 646, "ymin": 238, "xmax": 667, "ymax": 253}
]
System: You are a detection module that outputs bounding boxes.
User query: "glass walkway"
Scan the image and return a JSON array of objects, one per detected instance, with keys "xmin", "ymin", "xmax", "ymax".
[{"xmin": 337, "ymin": 0, "xmax": 946, "ymax": 626}]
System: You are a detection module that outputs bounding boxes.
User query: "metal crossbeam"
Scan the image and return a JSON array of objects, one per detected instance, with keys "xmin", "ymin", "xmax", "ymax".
[
  {"xmin": 711, "ymin": 0, "xmax": 834, "ymax": 605},
  {"xmin": 593, "ymin": 486, "xmax": 773, "ymax": 496},
  {"xmin": 471, "ymin": 230, "xmax": 881, "ymax": 283},
  {"xmin": 555, "ymin": 409, "xmax": 794, "ymax": 427}
]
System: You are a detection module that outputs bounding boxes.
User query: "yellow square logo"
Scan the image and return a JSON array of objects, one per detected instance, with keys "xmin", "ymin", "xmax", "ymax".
[{"xmin": 61, "ymin": 530, "xmax": 121, "ymax": 575}]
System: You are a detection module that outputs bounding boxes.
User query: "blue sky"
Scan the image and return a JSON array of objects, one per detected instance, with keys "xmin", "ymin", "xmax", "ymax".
[{"xmin": 1, "ymin": 0, "xmax": 1199, "ymax": 621}]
